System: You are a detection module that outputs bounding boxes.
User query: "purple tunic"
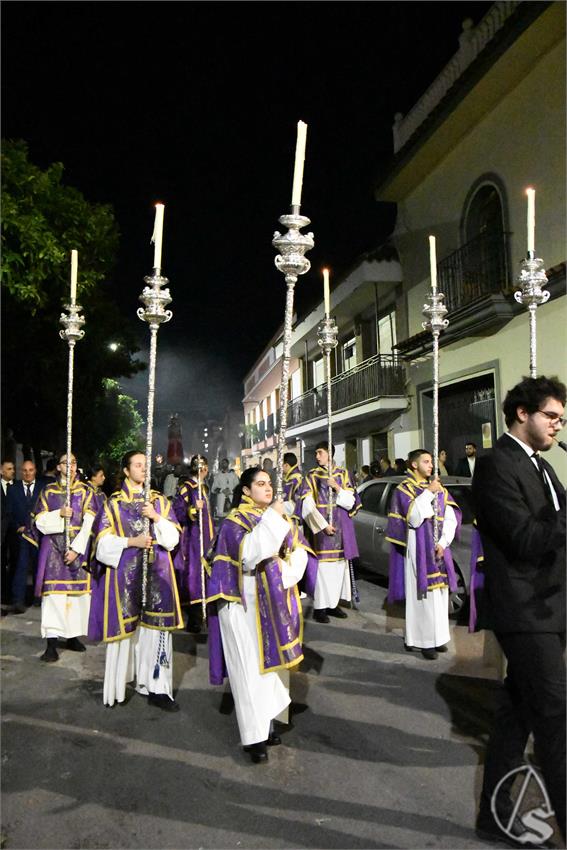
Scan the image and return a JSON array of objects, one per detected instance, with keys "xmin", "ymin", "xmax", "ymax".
[
  {"xmin": 85, "ymin": 481, "xmax": 107, "ymax": 517},
  {"xmin": 298, "ymin": 466, "xmax": 362, "ymax": 561},
  {"xmin": 25, "ymin": 479, "xmax": 96, "ymax": 598},
  {"xmin": 283, "ymin": 465, "xmax": 303, "ymax": 524},
  {"xmin": 87, "ymin": 480, "xmax": 183, "ymax": 642},
  {"xmin": 468, "ymin": 523, "xmax": 485, "ymax": 633},
  {"xmin": 171, "ymin": 477, "xmax": 214, "ymax": 604},
  {"xmin": 385, "ymin": 475, "xmax": 462, "ymax": 603},
  {"xmin": 205, "ymin": 497, "xmax": 316, "ymax": 685}
]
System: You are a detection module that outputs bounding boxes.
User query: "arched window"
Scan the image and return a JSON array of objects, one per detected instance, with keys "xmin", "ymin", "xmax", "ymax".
[{"xmin": 464, "ymin": 184, "xmax": 504, "ymax": 243}]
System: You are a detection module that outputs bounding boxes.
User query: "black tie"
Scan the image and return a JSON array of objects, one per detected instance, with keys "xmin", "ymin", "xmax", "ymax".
[{"xmin": 532, "ymin": 453, "xmax": 552, "ymax": 502}]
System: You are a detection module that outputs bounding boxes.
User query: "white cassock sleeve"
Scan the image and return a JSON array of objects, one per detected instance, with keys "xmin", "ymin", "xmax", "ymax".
[
  {"xmin": 407, "ymin": 489, "xmax": 435, "ymax": 529},
  {"xmin": 96, "ymin": 517, "xmax": 179, "ymax": 569},
  {"xmin": 279, "ymin": 548, "xmax": 308, "ymax": 589},
  {"xmin": 301, "ymin": 495, "xmax": 329, "ymax": 534},
  {"xmin": 241, "ymin": 507, "xmax": 289, "ymax": 569},
  {"xmin": 335, "ymin": 488, "xmax": 355, "ymax": 511},
  {"xmin": 71, "ymin": 513, "xmax": 95, "ymax": 555},
  {"xmin": 154, "ymin": 516, "xmax": 179, "ymax": 551},
  {"xmin": 283, "ymin": 501, "xmax": 295, "ymax": 518},
  {"xmin": 35, "ymin": 509, "xmax": 65, "ymax": 535},
  {"xmin": 438, "ymin": 504, "xmax": 457, "ymax": 550}
]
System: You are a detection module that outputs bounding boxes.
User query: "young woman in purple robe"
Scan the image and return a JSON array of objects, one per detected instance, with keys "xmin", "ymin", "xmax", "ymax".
[
  {"xmin": 206, "ymin": 466, "xmax": 314, "ymax": 763},
  {"xmin": 172, "ymin": 454, "xmax": 213, "ymax": 634},
  {"xmin": 88, "ymin": 450, "xmax": 183, "ymax": 711}
]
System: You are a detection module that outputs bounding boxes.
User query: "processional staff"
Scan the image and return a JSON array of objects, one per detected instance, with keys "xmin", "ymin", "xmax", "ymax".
[
  {"xmin": 273, "ymin": 120, "xmax": 315, "ymax": 500},
  {"xmin": 514, "ymin": 187, "xmax": 550, "ymax": 378},
  {"xmin": 422, "ymin": 235, "xmax": 449, "ymax": 550},
  {"xmin": 137, "ymin": 203, "xmax": 172, "ymax": 608},
  {"xmin": 317, "ymin": 269, "xmax": 338, "ymax": 524},
  {"xmin": 59, "ymin": 249, "xmax": 85, "ymax": 552},
  {"xmin": 196, "ymin": 454, "xmax": 207, "ymax": 623}
]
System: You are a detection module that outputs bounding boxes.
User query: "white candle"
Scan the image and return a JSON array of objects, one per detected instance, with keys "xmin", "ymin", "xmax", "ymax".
[
  {"xmin": 526, "ymin": 187, "xmax": 535, "ymax": 254},
  {"xmin": 291, "ymin": 120, "xmax": 308, "ymax": 207},
  {"xmin": 429, "ymin": 235, "xmax": 437, "ymax": 294},
  {"xmin": 323, "ymin": 268, "xmax": 330, "ymax": 317},
  {"xmin": 70, "ymin": 250, "xmax": 78, "ymax": 302},
  {"xmin": 152, "ymin": 203, "xmax": 165, "ymax": 269}
]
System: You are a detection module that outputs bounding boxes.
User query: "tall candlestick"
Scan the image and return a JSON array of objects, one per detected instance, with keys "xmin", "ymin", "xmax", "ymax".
[
  {"xmin": 152, "ymin": 203, "xmax": 165, "ymax": 270},
  {"xmin": 429, "ymin": 235, "xmax": 437, "ymax": 294},
  {"xmin": 291, "ymin": 120, "xmax": 308, "ymax": 207},
  {"xmin": 70, "ymin": 250, "xmax": 78, "ymax": 303},
  {"xmin": 526, "ymin": 187, "xmax": 535, "ymax": 255},
  {"xmin": 323, "ymin": 268, "xmax": 330, "ymax": 317}
]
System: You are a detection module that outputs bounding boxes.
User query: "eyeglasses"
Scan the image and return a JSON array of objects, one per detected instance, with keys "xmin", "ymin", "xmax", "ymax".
[{"xmin": 537, "ymin": 410, "xmax": 566, "ymax": 427}]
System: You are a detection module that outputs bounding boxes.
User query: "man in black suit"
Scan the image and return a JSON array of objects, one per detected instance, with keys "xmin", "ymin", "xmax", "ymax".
[
  {"xmin": 472, "ymin": 375, "xmax": 566, "ymax": 846},
  {"xmin": 6, "ymin": 459, "xmax": 47, "ymax": 612},
  {"xmin": 454, "ymin": 442, "xmax": 477, "ymax": 477},
  {"xmin": 1, "ymin": 459, "xmax": 17, "ymax": 608}
]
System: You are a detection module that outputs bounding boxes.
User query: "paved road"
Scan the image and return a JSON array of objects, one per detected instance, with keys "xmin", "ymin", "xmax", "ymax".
[{"xmin": 0, "ymin": 577, "xmax": 540, "ymax": 850}]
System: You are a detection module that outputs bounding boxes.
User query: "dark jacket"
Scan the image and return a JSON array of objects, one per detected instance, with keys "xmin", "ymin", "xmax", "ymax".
[
  {"xmin": 454, "ymin": 456, "xmax": 474, "ymax": 477},
  {"xmin": 471, "ymin": 434, "xmax": 566, "ymax": 633},
  {"xmin": 6, "ymin": 479, "xmax": 48, "ymax": 533}
]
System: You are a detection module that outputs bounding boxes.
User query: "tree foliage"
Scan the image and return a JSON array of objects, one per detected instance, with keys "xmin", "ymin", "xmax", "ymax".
[{"xmin": 1, "ymin": 140, "xmax": 146, "ymax": 467}]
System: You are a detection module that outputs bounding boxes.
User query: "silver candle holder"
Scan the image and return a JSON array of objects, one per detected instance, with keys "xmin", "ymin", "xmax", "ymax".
[
  {"xmin": 317, "ymin": 316, "xmax": 339, "ymax": 524},
  {"xmin": 59, "ymin": 302, "xmax": 86, "ymax": 553},
  {"xmin": 196, "ymin": 454, "xmax": 207, "ymax": 623},
  {"xmin": 514, "ymin": 253, "xmax": 549, "ymax": 378},
  {"xmin": 137, "ymin": 269, "xmax": 172, "ymax": 608},
  {"xmin": 272, "ymin": 212, "xmax": 314, "ymax": 500},
  {"xmin": 422, "ymin": 291, "xmax": 449, "ymax": 549}
]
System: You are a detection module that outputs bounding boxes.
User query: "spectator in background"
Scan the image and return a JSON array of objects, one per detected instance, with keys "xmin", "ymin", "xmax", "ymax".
[
  {"xmin": 369, "ymin": 461, "xmax": 382, "ymax": 480},
  {"xmin": 212, "ymin": 458, "xmax": 239, "ymax": 520},
  {"xmin": 163, "ymin": 464, "xmax": 182, "ymax": 499},
  {"xmin": 379, "ymin": 457, "xmax": 396, "ymax": 477},
  {"xmin": 1, "ymin": 459, "xmax": 17, "ymax": 608},
  {"xmin": 43, "ymin": 458, "xmax": 58, "ymax": 481},
  {"xmin": 358, "ymin": 465, "xmax": 371, "ymax": 485},
  {"xmin": 394, "ymin": 458, "xmax": 407, "ymax": 475},
  {"xmin": 438, "ymin": 449, "xmax": 451, "ymax": 477},
  {"xmin": 455, "ymin": 442, "xmax": 477, "ymax": 477},
  {"xmin": 7, "ymin": 460, "xmax": 48, "ymax": 612},
  {"xmin": 262, "ymin": 457, "xmax": 277, "ymax": 491}
]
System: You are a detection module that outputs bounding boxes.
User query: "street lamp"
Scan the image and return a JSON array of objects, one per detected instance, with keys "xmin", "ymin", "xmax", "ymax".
[{"xmin": 108, "ymin": 342, "xmax": 120, "ymax": 352}]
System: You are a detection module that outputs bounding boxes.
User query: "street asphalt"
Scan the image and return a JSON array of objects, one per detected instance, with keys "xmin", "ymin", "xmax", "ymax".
[{"xmin": 0, "ymin": 575, "xmax": 557, "ymax": 850}]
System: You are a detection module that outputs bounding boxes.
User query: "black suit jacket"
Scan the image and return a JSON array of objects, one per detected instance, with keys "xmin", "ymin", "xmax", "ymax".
[
  {"xmin": 455, "ymin": 457, "xmax": 473, "ymax": 477},
  {"xmin": 472, "ymin": 434, "xmax": 566, "ymax": 633},
  {"xmin": 6, "ymin": 479, "xmax": 48, "ymax": 533}
]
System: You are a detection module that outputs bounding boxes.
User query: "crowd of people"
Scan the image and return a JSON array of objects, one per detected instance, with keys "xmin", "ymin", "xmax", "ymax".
[{"xmin": 0, "ymin": 374, "xmax": 565, "ymax": 845}]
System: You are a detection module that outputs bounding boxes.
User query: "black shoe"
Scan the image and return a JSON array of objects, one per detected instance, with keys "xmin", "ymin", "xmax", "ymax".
[
  {"xmin": 243, "ymin": 742, "xmax": 268, "ymax": 763},
  {"xmin": 327, "ymin": 607, "xmax": 347, "ymax": 619},
  {"xmin": 436, "ymin": 644, "xmax": 449, "ymax": 652},
  {"xmin": 32, "ymin": 598, "xmax": 42, "ymax": 607},
  {"xmin": 147, "ymin": 693, "xmax": 180, "ymax": 712},
  {"xmin": 404, "ymin": 643, "xmax": 415, "ymax": 652},
  {"xmin": 66, "ymin": 637, "xmax": 86, "ymax": 652},
  {"xmin": 475, "ymin": 805, "xmax": 555, "ymax": 848},
  {"xmin": 313, "ymin": 609, "xmax": 330, "ymax": 624},
  {"xmin": 40, "ymin": 641, "xmax": 59, "ymax": 663},
  {"xmin": 13, "ymin": 603, "xmax": 27, "ymax": 615},
  {"xmin": 267, "ymin": 732, "xmax": 281, "ymax": 746},
  {"xmin": 421, "ymin": 648, "xmax": 438, "ymax": 660}
]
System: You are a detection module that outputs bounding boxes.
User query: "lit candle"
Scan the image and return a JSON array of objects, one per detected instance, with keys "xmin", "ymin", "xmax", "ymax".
[
  {"xmin": 291, "ymin": 120, "xmax": 308, "ymax": 207},
  {"xmin": 70, "ymin": 250, "xmax": 78, "ymax": 303},
  {"xmin": 429, "ymin": 235, "xmax": 437, "ymax": 294},
  {"xmin": 323, "ymin": 268, "xmax": 330, "ymax": 317},
  {"xmin": 152, "ymin": 203, "xmax": 165, "ymax": 269},
  {"xmin": 526, "ymin": 187, "xmax": 535, "ymax": 254}
]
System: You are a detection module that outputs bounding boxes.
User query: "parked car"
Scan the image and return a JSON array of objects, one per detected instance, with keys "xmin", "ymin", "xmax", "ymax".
[{"xmin": 353, "ymin": 476, "xmax": 475, "ymax": 618}]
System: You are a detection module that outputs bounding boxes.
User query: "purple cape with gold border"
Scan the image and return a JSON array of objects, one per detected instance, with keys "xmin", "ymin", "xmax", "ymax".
[
  {"xmin": 25, "ymin": 479, "xmax": 96, "ymax": 597},
  {"xmin": 385, "ymin": 474, "xmax": 462, "ymax": 603},
  {"xmin": 87, "ymin": 480, "xmax": 183, "ymax": 642},
  {"xmin": 205, "ymin": 497, "xmax": 316, "ymax": 686},
  {"xmin": 298, "ymin": 465, "xmax": 361, "ymax": 562},
  {"xmin": 172, "ymin": 477, "xmax": 214, "ymax": 604}
]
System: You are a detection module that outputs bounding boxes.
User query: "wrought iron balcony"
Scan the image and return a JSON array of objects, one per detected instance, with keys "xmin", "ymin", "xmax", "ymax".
[
  {"xmin": 287, "ymin": 353, "xmax": 406, "ymax": 429},
  {"xmin": 438, "ymin": 229, "xmax": 511, "ymax": 314}
]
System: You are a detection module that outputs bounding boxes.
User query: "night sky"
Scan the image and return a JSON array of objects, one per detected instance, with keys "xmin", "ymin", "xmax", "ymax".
[{"xmin": 3, "ymin": 1, "xmax": 493, "ymax": 447}]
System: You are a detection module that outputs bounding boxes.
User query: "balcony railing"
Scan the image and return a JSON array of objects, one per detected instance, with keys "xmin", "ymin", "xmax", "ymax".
[
  {"xmin": 438, "ymin": 230, "xmax": 510, "ymax": 314},
  {"xmin": 287, "ymin": 353, "xmax": 406, "ymax": 429}
]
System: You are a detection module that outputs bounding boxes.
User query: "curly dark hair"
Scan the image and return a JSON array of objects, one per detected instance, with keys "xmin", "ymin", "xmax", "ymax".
[{"xmin": 502, "ymin": 375, "xmax": 566, "ymax": 428}]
